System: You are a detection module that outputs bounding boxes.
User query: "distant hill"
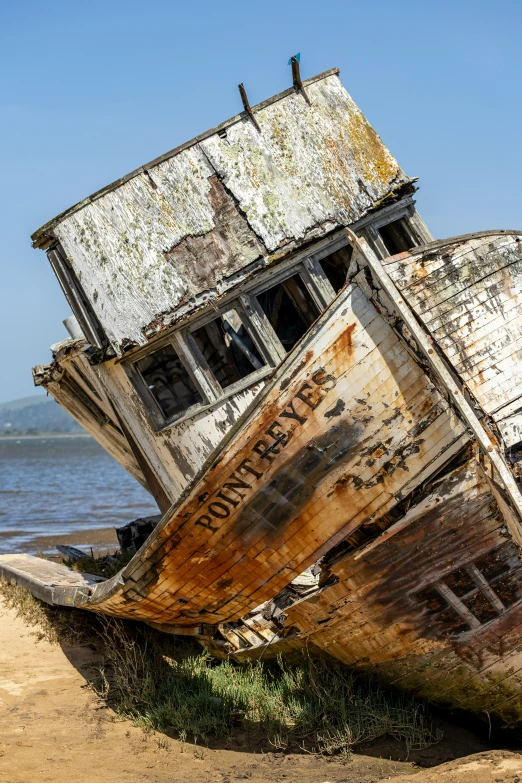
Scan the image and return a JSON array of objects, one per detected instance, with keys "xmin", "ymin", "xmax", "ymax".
[{"xmin": 0, "ymin": 394, "xmax": 83, "ymax": 436}]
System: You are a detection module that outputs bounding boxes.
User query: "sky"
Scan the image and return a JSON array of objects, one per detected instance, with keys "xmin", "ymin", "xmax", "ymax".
[{"xmin": 1, "ymin": 0, "xmax": 521, "ymax": 403}]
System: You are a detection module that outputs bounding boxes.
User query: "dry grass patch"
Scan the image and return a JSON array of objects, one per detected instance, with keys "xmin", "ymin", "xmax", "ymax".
[
  {"xmin": 0, "ymin": 579, "xmax": 443, "ymax": 758},
  {"xmin": 97, "ymin": 618, "xmax": 442, "ymax": 757},
  {"xmin": 0, "ymin": 576, "xmax": 101, "ymax": 645}
]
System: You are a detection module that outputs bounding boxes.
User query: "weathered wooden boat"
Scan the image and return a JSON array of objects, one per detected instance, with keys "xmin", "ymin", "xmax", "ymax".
[{"xmin": 4, "ymin": 62, "xmax": 522, "ymax": 727}]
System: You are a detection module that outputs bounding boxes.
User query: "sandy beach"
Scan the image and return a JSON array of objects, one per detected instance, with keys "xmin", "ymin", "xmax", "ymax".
[
  {"xmin": 1, "ymin": 598, "xmax": 522, "ymax": 783},
  {"xmin": 22, "ymin": 525, "xmax": 119, "ymax": 553}
]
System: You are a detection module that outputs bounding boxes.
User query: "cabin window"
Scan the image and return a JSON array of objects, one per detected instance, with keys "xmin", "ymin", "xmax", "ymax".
[
  {"xmin": 128, "ymin": 243, "xmax": 347, "ymax": 428},
  {"xmin": 378, "ymin": 218, "xmax": 414, "ymax": 256},
  {"xmin": 256, "ymin": 273, "xmax": 320, "ymax": 352},
  {"xmin": 192, "ymin": 308, "xmax": 265, "ymax": 390},
  {"xmin": 135, "ymin": 344, "xmax": 202, "ymax": 420},
  {"xmin": 318, "ymin": 246, "xmax": 353, "ymax": 293}
]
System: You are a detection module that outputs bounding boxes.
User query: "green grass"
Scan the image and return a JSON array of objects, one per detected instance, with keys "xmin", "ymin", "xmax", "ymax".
[
  {"xmin": 0, "ymin": 579, "xmax": 442, "ymax": 757},
  {"xmin": 96, "ymin": 619, "xmax": 442, "ymax": 756}
]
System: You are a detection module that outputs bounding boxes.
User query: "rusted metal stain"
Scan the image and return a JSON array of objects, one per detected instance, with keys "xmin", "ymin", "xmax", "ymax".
[{"xmin": 36, "ymin": 283, "xmax": 466, "ymax": 625}]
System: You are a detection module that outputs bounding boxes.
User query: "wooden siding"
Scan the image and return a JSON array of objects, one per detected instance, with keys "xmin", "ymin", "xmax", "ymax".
[
  {"xmin": 284, "ymin": 458, "xmax": 522, "ymax": 726},
  {"xmin": 384, "ymin": 232, "xmax": 522, "ymax": 441},
  {"xmin": 47, "ymin": 281, "xmax": 468, "ymax": 624},
  {"xmin": 33, "ymin": 341, "xmax": 149, "ymax": 491},
  {"xmin": 38, "ymin": 73, "xmax": 408, "ymax": 353},
  {"xmin": 35, "ymin": 338, "xmax": 268, "ymax": 506},
  {"xmin": 96, "ymin": 358, "xmax": 267, "ymax": 502}
]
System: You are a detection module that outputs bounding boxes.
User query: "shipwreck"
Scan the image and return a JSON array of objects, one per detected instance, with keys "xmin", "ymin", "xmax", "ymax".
[{"xmin": 4, "ymin": 61, "xmax": 522, "ymax": 726}]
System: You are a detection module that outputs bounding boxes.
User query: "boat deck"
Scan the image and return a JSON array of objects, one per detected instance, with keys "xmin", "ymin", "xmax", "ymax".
[{"xmin": 0, "ymin": 554, "xmax": 105, "ymax": 606}]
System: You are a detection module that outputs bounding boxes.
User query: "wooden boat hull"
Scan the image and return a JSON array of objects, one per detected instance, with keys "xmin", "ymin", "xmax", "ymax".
[
  {"xmin": 5, "ymin": 230, "xmax": 522, "ymax": 727},
  {"xmin": 281, "ymin": 456, "xmax": 522, "ymax": 727},
  {"xmin": 0, "ymin": 271, "xmax": 467, "ymax": 618}
]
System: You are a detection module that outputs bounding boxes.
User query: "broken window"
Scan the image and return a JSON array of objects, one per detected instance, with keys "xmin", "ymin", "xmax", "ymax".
[
  {"xmin": 256, "ymin": 273, "xmax": 320, "ymax": 352},
  {"xmin": 135, "ymin": 343, "xmax": 202, "ymax": 420},
  {"xmin": 378, "ymin": 218, "xmax": 414, "ymax": 256},
  {"xmin": 318, "ymin": 246, "xmax": 353, "ymax": 293},
  {"xmin": 192, "ymin": 308, "xmax": 265, "ymax": 390},
  {"xmin": 417, "ymin": 543, "xmax": 522, "ymax": 635}
]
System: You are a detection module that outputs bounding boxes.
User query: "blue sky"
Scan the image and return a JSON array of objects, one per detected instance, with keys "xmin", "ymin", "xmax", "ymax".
[{"xmin": 1, "ymin": 0, "xmax": 521, "ymax": 403}]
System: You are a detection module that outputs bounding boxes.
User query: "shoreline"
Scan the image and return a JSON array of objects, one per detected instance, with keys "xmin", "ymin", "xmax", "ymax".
[
  {"xmin": 29, "ymin": 525, "xmax": 119, "ymax": 552},
  {"xmin": 0, "ymin": 526, "xmax": 120, "ymax": 556}
]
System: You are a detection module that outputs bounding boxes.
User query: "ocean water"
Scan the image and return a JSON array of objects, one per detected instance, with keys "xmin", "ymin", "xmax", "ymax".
[{"xmin": 0, "ymin": 436, "xmax": 159, "ymax": 554}]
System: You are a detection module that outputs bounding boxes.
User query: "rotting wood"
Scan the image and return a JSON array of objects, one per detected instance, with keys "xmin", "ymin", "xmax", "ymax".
[
  {"xmin": 14, "ymin": 62, "xmax": 522, "ymax": 728},
  {"xmin": 37, "ymin": 73, "xmax": 410, "ymax": 354},
  {"xmin": 344, "ymin": 230, "xmax": 522, "ymax": 543},
  {"xmin": 4, "ymin": 282, "xmax": 470, "ymax": 622}
]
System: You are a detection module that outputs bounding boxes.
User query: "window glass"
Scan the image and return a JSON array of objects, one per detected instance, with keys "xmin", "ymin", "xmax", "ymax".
[
  {"xmin": 256, "ymin": 273, "xmax": 320, "ymax": 353},
  {"xmin": 193, "ymin": 309, "xmax": 265, "ymax": 389},
  {"xmin": 378, "ymin": 219, "xmax": 414, "ymax": 255},
  {"xmin": 135, "ymin": 344, "xmax": 202, "ymax": 420},
  {"xmin": 318, "ymin": 246, "xmax": 353, "ymax": 293}
]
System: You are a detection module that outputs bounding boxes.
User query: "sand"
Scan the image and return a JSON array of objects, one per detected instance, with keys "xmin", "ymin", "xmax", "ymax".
[{"xmin": 1, "ymin": 599, "xmax": 521, "ymax": 783}]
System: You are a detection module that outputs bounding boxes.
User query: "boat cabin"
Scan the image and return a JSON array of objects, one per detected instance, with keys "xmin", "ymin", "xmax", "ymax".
[{"xmin": 31, "ymin": 65, "xmax": 432, "ymax": 511}]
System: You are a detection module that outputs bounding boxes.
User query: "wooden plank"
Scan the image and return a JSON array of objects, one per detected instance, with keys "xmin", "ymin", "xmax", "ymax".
[
  {"xmin": 439, "ymin": 306, "xmax": 522, "ymax": 361},
  {"xmin": 394, "ymin": 240, "xmax": 520, "ymax": 310},
  {"xmin": 385, "ymin": 236, "xmax": 495, "ymax": 290},
  {"xmin": 429, "ymin": 275, "xmax": 522, "ymax": 340},
  {"xmin": 434, "ymin": 581, "xmax": 481, "ymax": 629},
  {"xmin": 286, "ymin": 472, "xmax": 500, "ymax": 640},
  {"xmin": 453, "ymin": 331, "xmax": 522, "ymax": 384},
  {"xmin": 497, "ymin": 412, "xmax": 522, "ymax": 448},
  {"xmin": 351, "ymin": 230, "xmax": 522, "ymax": 542}
]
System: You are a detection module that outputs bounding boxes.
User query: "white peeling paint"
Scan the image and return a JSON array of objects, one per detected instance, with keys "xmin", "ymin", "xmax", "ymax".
[{"xmin": 51, "ymin": 74, "xmax": 407, "ymax": 352}]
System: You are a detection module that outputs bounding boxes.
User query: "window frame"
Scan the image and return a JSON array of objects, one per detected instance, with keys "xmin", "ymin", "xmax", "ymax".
[
  {"xmin": 126, "ymin": 330, "xmax": 212, "ymax": 430},
  {"xmin": 184, "ymin": 300, "xmax": 276, "ymax": 400},
  {"xmin": 359, "ymin": 203, "xmax": 433, "ymax": 260},
  {"xmin": 303, "ymin": 234, "xmax": 355, "ymax": 298},
  {"xmin": 244, "ymin": 263, "xmax": 328, "ymax": 357},
  {"xmin": 126, "ymin": 297, "xmax": 279, "ymax": 430},
  {"xmin": 47, "ymin": 244, "xmax": 107, "ymax": 349},
  {"xmin": 124, "ymin": 221, "xmax": 409, "ymax": 433},
  {"xmin": 418, "ymin": 554, "xmax": 522, "ymax": 640}
]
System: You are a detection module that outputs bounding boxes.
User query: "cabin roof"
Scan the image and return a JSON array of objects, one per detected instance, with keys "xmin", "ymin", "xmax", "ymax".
[
  {"xmin": 32, "ymin": 68, "xmax": 413, "ymax": 352},
  {"xmin": 32, "ymin": 68, "xmax": 344, "ymax": 248}
]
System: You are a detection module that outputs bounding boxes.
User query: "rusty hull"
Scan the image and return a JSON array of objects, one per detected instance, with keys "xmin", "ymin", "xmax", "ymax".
[
  {"xmin": 57, "ymin": 279, "xmax": 467, "ymax": 624},
  {"xmin": 7, "ymin": 230, "xmax": 522, "ymax": 726}
]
